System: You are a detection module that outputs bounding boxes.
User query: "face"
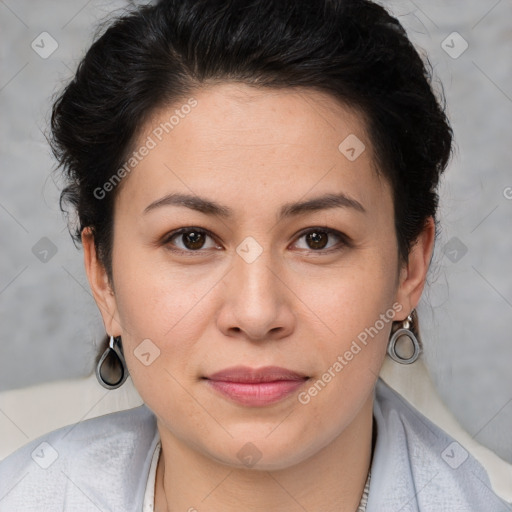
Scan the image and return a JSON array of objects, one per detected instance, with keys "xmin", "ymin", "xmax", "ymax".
[{"xmin": 85, "ymin": 83, "xmax": 432, "ymax": 470}]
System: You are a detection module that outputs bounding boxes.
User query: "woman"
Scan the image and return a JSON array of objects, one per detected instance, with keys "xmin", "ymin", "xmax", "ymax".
[{"xmin": 0, "ymin": 0, "xmax": 509, "ymax": 510}]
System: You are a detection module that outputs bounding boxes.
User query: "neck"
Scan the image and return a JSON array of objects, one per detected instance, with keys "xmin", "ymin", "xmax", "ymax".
[{"xmin": 154, "ymin": 395, "xmax": 374, "ymax": 512}]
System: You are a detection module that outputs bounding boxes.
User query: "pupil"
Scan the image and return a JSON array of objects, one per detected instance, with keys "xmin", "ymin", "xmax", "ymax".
[
  {"xmin": 307, "ymin": 231, "xmax": 328, "ymax": 249},
  {"xmin": 184, "ymin": 231, "xmax": 204, "ymax": 250}
]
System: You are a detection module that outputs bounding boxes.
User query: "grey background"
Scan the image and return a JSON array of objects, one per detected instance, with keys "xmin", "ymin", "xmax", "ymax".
[{"xmin": 1, "ymin": 0, "xmax": 511, "ymax": 463}]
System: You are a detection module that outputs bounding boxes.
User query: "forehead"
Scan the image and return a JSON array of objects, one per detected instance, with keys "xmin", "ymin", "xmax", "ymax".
[
  {"xmin": 116, "ymin": 83, "xmax": 389, "ymax": 219},
  {"xmin": 150, "ymin": 83, "xmax": 372, "ymax": 160}
]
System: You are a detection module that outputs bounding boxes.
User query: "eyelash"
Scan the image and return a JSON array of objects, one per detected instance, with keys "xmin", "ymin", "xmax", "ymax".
[{"xmin": 162, "ymin": 226, "xmax": 351, "ymax": 255}]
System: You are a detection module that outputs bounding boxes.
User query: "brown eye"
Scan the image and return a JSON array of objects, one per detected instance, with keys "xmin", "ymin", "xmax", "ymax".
[
  {"xmin": 165, "ymin": 228, "xmax": 218, "ymax": 252},
  {"xmin": 293, "ymin": 227, "xmax": 349, "ymax": 253},
  {"xmin": 181, "ymin": 230, "xmax": 206, "ymax": 250},
  {"xmin": 305, "ymin": 230, "xmax": 329, "ymax": 250},
  {"xmin": 164, "ymin": 226, "xmax": 349, "ymax": 255}
]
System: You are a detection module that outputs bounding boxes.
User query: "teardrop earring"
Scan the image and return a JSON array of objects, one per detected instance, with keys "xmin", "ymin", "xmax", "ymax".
[
  {"xmin": 95, "ymin": 335, "xmax": 129, "ymax": 389},
  {"xmin": 387, "ymin": 310, "xmax": 421, "ymax": 364}
]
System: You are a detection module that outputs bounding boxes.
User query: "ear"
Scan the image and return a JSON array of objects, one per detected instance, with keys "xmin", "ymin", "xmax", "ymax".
[
  {"xmin": 394, "ymin": 217, "xmax": 436, "ymax": 319},
  {"xmin": 82, "ymin": 227, "xmax": 121, "ymax": 336}
]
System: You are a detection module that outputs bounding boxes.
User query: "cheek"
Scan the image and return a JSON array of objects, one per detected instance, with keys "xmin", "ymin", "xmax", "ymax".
[
  {"xmin": 111, "ymin": 240, "xmax": 214, "ymax": 336},
  {"xmin": 310, "ymin": 252, "xmax": 399, "ymax": 344},
  {"xmin": 290, "ymin": 280, "xmax": 396, "ymax": 460},
  {"xmin": 300, "ymin": 251, "xmax": 400, "ymax": 399},
  {"xmin": 111, "ymin": 260, "xmax": 212, "ymax": 419}
]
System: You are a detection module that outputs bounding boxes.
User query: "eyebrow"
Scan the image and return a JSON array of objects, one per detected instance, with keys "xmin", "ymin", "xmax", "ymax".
[{"xmin": 143, "ymin": 192, "xmax": 366, "ymax": 220}]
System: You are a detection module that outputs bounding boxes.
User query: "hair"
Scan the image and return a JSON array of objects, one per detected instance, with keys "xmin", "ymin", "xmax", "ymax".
[{"xmin": 50, "ymin": 0, "xmax": 453, "ymax": 366}]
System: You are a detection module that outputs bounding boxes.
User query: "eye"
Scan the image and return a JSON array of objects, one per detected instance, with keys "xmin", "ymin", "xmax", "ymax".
[
  {"xmin": 164, "ymin": 227, "xmax": 220, "ymax": 253},
  {"xmin": 163, "ymin": 226, "xmax": 350, "ymax": 255},
  {"xmin": 292, "ymin": 227, "xmax": 349, "ymax": 252}
]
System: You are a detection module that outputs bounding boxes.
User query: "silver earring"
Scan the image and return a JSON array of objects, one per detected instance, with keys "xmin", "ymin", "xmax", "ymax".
[
  {"xmin": 95, "ymin": 335, "xmax": 129, "ymax": 389},
  {"xmin": 387, "ymin": 310, "xmax": 421, "ymax": 364}
]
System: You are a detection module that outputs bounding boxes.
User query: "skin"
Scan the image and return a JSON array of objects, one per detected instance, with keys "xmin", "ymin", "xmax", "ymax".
[{"xmin": 83, "ymin": 83, "xmax": 434, "ymax": 512}]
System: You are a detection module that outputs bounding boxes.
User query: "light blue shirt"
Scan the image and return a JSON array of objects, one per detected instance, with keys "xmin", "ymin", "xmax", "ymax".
[{"xmin": 0, "ymin": 378, "xmax": 510, "ymax": 511}]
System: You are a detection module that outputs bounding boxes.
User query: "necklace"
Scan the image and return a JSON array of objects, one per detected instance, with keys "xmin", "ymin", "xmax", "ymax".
[
  {"xmin": 357, "ymin": 470, "xmax": 371, "ymax": 512},
  {"xmin": 156, "ymin": 455, "xmax": 371, "ymax": 512},
  {"xmin": 150, "ymin": 443, "xmax": 371, "ymax": 512}
]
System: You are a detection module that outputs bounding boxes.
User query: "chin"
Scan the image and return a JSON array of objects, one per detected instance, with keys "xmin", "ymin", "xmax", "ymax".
[{"xmin": 205, "ymin": 433, "xmax": 321, "ymax": 472}]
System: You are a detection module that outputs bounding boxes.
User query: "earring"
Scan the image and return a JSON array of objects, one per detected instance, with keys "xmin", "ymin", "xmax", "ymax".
[
  {"xmin": 95, "ymin": 335, "xmax": 129, "ymax": 389},
  {"xmin": 387, "ymin": 310, "xmax": 421, "ymax": 364}
]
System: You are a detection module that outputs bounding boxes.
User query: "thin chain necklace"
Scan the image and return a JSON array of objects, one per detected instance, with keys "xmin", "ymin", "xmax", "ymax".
[
  {"xmin": 357, "ymin": 470, "xmax": 371, "ymax": 512},
  {"xmin": 158, "ymin": 457, "xmax": 371, "ymax": 512}
]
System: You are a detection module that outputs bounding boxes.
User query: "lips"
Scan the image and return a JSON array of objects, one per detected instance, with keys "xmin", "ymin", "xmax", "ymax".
[
  {"xmin": 205, "ymin": 365, "xmax": 308, "ymax": 383},
  {"xmin": 204, "ymin": 366, "xmax": 309, "ymax": 407}
]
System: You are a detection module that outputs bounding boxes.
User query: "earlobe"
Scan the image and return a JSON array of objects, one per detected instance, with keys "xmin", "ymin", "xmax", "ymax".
[
  {"xmin": 395, "ymin": 217, "xmax": 436, "ymax": 318},
  {"xmin": 81, "ymin": 227, "xmax": 121, "ymax": 335}
]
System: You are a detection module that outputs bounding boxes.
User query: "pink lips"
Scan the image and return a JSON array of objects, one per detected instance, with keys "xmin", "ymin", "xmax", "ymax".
[{"xmin": 204, "ymin": 365, "xmax": 309, "ymax": 407}]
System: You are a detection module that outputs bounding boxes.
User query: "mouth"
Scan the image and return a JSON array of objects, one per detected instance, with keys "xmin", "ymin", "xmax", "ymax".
[{"xmin": 203, "ymin": 365, "xmax": 310, "ymax": 407}]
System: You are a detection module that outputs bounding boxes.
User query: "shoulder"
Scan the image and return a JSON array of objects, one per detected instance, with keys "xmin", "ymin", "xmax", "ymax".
[
  {"xmin": 0, "ymin": 404, "xmax": 158, "ymax": 512},
  {"xmin": 368, "ymin": 378, "xmax": 511, "ymax": 512}
]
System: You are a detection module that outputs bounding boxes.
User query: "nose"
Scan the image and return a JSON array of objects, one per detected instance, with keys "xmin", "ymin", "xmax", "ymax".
[{"xmin": 216, "ymin": 245, "xmax": 295, "ymax": 343}]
